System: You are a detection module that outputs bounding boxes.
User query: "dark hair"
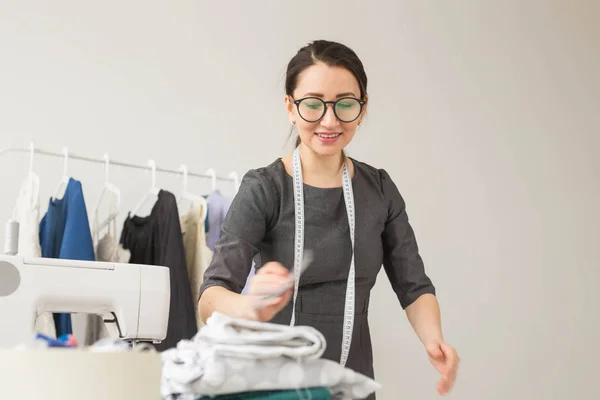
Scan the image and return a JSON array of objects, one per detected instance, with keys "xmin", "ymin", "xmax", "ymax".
[{"xmin": 285, "ymin": 40, "xmax": 368, "ymax": 147}]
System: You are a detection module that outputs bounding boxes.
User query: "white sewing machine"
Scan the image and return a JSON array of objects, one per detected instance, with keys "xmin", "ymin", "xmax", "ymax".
[{"xmin": 0, "ymin": 221, "xmax": 170, "ymax": 349}]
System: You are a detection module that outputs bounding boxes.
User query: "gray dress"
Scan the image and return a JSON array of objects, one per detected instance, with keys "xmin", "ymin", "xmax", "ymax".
[{"xmin": 199, "ymin": 158, "xmax": 436, "ymax": 398}]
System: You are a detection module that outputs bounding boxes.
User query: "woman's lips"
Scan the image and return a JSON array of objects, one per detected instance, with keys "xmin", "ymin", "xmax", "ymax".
[{"xmin": 315, "ymin": 132, "xmax": 342, "ymax": 143}]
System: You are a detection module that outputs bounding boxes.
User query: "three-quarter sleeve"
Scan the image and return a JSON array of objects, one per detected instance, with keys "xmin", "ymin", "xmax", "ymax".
[
  {"xmin": 379, "ymin": 169, "xmax": 436, "ymax": 309},
  {"xmin": 198, "ymin": 169, "xmax": 274, "ymax": 298}
]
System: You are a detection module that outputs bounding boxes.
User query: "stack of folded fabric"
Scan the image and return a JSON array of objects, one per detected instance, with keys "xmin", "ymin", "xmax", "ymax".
[{"xmin": 160, "ymin": 312, "xmax": 380, "ymax": 400}]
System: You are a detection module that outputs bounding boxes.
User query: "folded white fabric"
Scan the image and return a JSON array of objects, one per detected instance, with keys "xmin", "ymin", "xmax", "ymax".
[
  {"xmin": 193, "ymin": 311, "xmax": 326, "ymax": 361},
  {"xmin": 160, "ymin": 312, "xmax": 380, "ymax": 400}
]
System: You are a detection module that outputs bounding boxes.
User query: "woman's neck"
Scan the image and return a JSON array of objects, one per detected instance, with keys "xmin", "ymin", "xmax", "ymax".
[{"xmin": 297, "ymin": 145, "xmax": 347, "ymax": 188}]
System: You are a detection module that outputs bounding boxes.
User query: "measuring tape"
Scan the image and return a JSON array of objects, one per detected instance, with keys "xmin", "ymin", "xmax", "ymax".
[{"xmin": 289, "ymin": 147, "xmax": 356, "ymax": 367}]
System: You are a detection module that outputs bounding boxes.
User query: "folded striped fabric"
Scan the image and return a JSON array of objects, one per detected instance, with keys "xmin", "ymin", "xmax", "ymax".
[{"xmin": 196, "ymin": 387, "xmax": 331, "ymax": 399}]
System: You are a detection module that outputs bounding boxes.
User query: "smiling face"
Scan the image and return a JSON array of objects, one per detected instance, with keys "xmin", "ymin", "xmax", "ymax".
[{"xmin": 286, "ymin": 62, "xmax": 367, "ymax": 157}]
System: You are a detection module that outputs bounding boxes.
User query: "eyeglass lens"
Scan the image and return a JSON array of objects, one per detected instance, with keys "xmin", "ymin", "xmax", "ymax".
[{"xmin": 298, "ymin": 98, "xmax": 362, "ymax": 122}]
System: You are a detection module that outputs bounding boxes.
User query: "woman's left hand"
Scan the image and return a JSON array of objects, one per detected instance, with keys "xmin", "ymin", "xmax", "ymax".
[{"xmin": 426, "ymin": 342, "xmax": 460, "ymax": 395}]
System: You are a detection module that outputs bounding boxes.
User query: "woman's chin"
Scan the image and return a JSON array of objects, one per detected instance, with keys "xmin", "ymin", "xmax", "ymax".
[{"xmin": 305, "ymin": 138, "xmax": 347, "ymax": 157}]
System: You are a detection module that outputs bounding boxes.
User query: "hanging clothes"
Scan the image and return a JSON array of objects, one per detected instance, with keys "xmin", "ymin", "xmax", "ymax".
[
  {"xmin": 13, "ymin": 172, "xmax": 56, "ymax": 338},
  {"xmin": 179, "ymin": 199, "xmax": 212, "ymax": 329},
  {"xmin": 204, "ymin": 190, "xmax": 251, "ymax": 293},
  {"xmin": 96, "ymin": 233, "xmax": 131, "ymax": 264},
  {"xmin": 204, "ymin": 190, "xmax": 232, "ymax": 251},
  {"xmin": 120, "ymin": 190, "xmax": 197, "ymax": 351},
  {"xmin": 39, "ymin": 177, "xmax": 96, "ymax": 338}
]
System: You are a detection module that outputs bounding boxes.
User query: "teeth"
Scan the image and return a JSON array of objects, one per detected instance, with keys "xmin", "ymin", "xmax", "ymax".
[{"xmin": 317, "ymin": 133, "xmax": 340, "ymax": 138}]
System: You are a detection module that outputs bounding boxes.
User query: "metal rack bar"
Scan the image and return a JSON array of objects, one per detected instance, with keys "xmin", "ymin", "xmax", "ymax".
[{"xmin": 0, "ymin": 145, "xmax": 235, "ymax": 182}]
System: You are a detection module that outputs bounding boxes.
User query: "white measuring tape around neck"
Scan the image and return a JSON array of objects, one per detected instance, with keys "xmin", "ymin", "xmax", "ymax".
[{"xmin": 289, "ymin": 147, "xmax": 356, "ymax": 367}]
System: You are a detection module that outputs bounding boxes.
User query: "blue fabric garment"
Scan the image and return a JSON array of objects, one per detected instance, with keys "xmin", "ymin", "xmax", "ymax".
[{"xmin": 39, "ymin": 178, "xmax": 95, "ymax": 337}]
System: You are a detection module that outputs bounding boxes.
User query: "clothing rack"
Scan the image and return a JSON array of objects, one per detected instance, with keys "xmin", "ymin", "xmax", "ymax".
[{"xmin": 0, "ymin": 144, "xmax": 238, "ymax": 183}]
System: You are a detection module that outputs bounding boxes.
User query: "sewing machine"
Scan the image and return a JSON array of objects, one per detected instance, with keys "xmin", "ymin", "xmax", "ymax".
[{"xmin": 0, "ymin": 221, "xmax": 170, "ymax": 349}]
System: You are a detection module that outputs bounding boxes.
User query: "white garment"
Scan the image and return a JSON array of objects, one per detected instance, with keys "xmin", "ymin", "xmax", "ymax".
[
  {"xmin": 180, "ymin": 200, "xmax": 212, "ymax": 330},
  {"xmin": 12, "ymin": 172, "xmax": 56, "ymax": 338},
  {"xmin": 84, "ymin": 232, "xmax": 131, "ymax": 345},
  {"xmin": 85, "ymin": 196, "xmax": 130, "ymax": 345},
  {"xmin": 195, "ymin": 312, "xmax": 326, "ymax": 360},
  {"xmin": 96, "ymin": 232, "xmax": 130, "ymax": 264},
  {"xmin": 160, "ymin": 312, "xmax": 380, "ymax": 400}
]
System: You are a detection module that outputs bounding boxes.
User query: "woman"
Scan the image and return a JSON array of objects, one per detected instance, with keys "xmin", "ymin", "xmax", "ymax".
[{"xmin": 198, "ymin": 40, "xmax": 459, "ymax": 398}]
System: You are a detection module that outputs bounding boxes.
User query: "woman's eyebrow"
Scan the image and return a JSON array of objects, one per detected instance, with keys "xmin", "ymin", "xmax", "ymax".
[{"xmin": 302, "ymin": 92, "xmax": 357, "ymax": 98}]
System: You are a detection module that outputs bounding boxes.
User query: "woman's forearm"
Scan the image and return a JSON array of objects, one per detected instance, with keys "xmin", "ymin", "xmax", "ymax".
[
  {"xmin": 405, "ymin": 293, "xmax": 444, "ymax": 346},
  {"xmin": 198, "ymin": 286, "xmax": 253, "ymax": 323}
]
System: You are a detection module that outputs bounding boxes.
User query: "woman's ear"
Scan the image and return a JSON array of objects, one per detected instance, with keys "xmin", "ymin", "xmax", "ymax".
[{"xmin": 284, "ymin": 95, "xmax": 296, "ymax": 124}]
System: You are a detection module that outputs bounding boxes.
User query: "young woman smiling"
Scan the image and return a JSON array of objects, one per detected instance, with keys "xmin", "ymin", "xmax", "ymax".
[{"xmin": 199, "ymin": 40, "xmax": 459, "ymax": 398}]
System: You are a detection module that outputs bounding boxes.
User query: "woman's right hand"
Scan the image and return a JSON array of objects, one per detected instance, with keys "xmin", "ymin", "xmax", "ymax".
[{"xmin": 244, "ymin": 261, "xmax": 293, "ymax": 322}]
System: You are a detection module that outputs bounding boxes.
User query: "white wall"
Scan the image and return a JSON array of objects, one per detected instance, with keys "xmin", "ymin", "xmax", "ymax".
[{"xmin": 1, "ymin": 1, "xmax": 599, "ymax": 399}]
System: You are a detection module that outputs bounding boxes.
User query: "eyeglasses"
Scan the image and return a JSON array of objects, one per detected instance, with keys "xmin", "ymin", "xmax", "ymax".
[{"xmin": 293, "ymin": 97, "xmax": 366, "ymax": 123}]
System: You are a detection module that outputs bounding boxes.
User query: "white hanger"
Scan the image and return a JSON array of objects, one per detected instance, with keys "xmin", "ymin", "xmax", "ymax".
[
  {"xmin": 178, "ymin": 164, "xmax": 208, "ymax": 221},
  {"xmin": 228, "ymin": 171, "xmax": 240, "ymax": 194},
  {"xmin": 93, "ymin": 154, "xmax": 121, "ymax": 238},
  {"xmin": 28, "ymin": 142, "xmax": 34, "ymax": 177},
  {"xmin": 23, "ymin": 142, "xmax": 41, "ymax": 203},
  {"xmin": 205, "ymin": 168, "xmax": 217, "ymax": 192},
  {"xmin": 52, "ymin": 147, "xmax": 70, "ymax": 200},
  {"xmin": 177, "ymin": 164, "xmax": 191, "ymax": 204},
  {"xmin": 130, "ymin": 160, "xmax": 159, "ymax": 216}
]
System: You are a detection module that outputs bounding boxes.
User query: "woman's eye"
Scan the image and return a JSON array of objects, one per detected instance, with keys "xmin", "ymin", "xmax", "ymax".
[{"xmin": 305, "ymin": 103, "xmax": 322, "ymax": 109}]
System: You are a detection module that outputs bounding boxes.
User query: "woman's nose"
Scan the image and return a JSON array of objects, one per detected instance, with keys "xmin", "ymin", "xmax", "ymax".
[{"xmin": 320, "ymin": 104, "xmax": 339, "ymax": 128}]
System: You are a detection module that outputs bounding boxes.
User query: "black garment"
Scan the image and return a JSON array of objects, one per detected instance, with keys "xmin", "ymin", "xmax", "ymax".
[
  {"xmin": 199, "ymin": 158, "xmax": 436, "ymax": 399},
  {"xmin": 120, "ymin": 190, "xmax": 197, "ymax": 351}
]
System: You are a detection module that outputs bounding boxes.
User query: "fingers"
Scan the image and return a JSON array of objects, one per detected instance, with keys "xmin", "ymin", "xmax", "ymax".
[
  {"xmin": 252, "ymin": 274, "xmax": 292, "ymax": 290},
  {"xmin": 426, "ymin": 343, "xmax": 444, "ymax": 361},
  {"xmin": 260, "ymin": 287, "xmax": 292, "ymax": 306},
  {"xmin": 250, "ymin": 262, "xmax": 293, "ymax": 298},
  {"xmin": 281, "ymin": 286, "xmax": 293, "ymax": 303},
  {"xmin": 248, "ymin": 286, "xmax": 293, "ymax": 322},
  {"xmin": 247, "ymin": 261, "xmax": 295, "ymax": 322},
  {"xmin": 426, "ymin": 343, "xmax": 447, "ymax": 379},
  {"xmin": 429, "ymin": 343, "xmax": 460, "ymax": 373},
  {"xmin": 440, "ymin": 342, "xmax": 459, "ymax": 368},
  {"xmin": 432, "ymin": 343, "xmax": 459, "ymax": 396},
  {"xmin": 437, "ymin": 368, "xmax": 457, "ymax": 395},
  {"xmin": 259, "ymin": 261, "xmax": 291, "ymax": 277},
  {"xmin": 250, "ymin": 273, "xmax": 292, "ymax": 296},
  {"xmin": 436, "ymin": 376, "xmax": 453, "ymax": 396},
  {"xmin": 441, "ymin": 343, "xmax": 460, "ymax": 380}
]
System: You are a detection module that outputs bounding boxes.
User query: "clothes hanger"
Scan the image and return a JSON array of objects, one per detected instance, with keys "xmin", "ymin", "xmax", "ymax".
[
  {"xmin": 178, "ymin": 164, "xmax": 208, "ymax": 221},
  {"xmin": 24, "ymin": 142, "xmax": 41, "ymax": 202},
  {"xmin": 130, "ymin": 160, "xmax": 159, "ymax": 216},
  {"xmin": 204, "ymin": 168, "xmax": 217, "ymax": 192},
  {"xmin": 93, "ymin": 154, "xmax": 121, "ymax": 238},
  {"xmin": 28, "ymin": 142, "xmax": 34, "ymax": 178},
  {"xmin": 227, "ymin": 171, "xmax": 240, "ymax": 194},
  {"xmin": 52, "ymin": 147, "xmax": 70, "ymax": 200}
]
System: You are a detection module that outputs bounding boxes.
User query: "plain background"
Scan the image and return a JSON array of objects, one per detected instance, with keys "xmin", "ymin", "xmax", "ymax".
[{"xmin": 1, "ymin": 1, "xmax": 599, "ymax": 399}]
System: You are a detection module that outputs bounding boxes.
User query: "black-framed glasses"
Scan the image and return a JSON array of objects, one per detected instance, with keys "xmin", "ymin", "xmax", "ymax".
[{"xmin": 293, "ymin": 97, "xmax": 366, "ymax": 123}]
